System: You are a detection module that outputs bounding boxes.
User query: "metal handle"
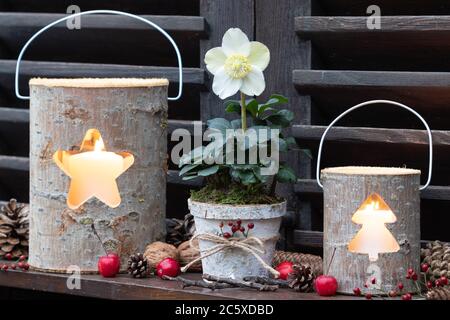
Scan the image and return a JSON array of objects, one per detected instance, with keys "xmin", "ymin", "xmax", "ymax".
[
  {"xmin": 316, "ymin": 99, "xmax": 433, "ymax": 190},
  {"xmin": 15, "ymin": 10, "xmax": 183, "ymax": 101}
]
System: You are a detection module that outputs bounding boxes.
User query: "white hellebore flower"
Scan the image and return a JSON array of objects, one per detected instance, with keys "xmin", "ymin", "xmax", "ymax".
[{"xmin": 204, "ymin": 28, "xmax": 270, "ymax": 99}]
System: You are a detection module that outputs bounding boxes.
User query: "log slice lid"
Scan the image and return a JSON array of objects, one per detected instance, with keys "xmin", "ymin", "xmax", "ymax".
[
  {"xmin": 321, "ymin": 166, "xmax": 420, "ymax": 176},
  {"xmin": 29, "ymin": 78, "xmax": 169, "ymax": 88}
]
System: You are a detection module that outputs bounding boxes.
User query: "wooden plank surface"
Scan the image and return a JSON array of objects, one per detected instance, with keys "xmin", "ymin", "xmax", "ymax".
[
  {"xmin": 0, "ymin": 268, "xmax": 357, "ymax": 300},
  {"xmin": 295, "ymin": 179, "xmax": 450, "ymax": 201},
  {"xmin": 0, "ymin": 13, "xmax": 207, "ymax": 34},
  {"xmin": 0, "ymin": 60, "xmax": 205, "ymax": 85},
  {"xmin": 293, "ymin": 70, "xmax": 450, "ymax": 90},
  {"xmin": 292, "ymin": 124, "xmax": 450, "ymax": 147},
  {"xmin": 296, "ymin": 16, "xmax": 450, "ymax": 36}
]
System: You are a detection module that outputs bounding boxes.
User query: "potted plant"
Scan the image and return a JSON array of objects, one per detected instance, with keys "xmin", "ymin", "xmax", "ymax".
[{"xmin": 179, "ymin": 28, "xmax": 298, "ymax": 279}]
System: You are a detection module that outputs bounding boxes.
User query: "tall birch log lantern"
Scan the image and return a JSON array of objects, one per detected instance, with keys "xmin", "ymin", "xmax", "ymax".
[
  {"xmin": 316, "ymin": 100, "xmax": 433, "ymax": 294},
  {"xmin": 14, "ymin": 10, "xmax": 184, "ymax": 273}
]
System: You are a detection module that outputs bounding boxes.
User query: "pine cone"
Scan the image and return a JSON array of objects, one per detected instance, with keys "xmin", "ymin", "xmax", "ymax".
[
  {"xmin": 166, "ymin": 213, "xmax": 196, "ymax": 247},
  {"xmin": 0, "ymin": 199, "xmax": 29, "ymax": 259},
  {"xmin": 127, "ymin": 253, "xmax": 149, "ymax": 278},
  {"xmin": 287, "ymin": 264, "xmax": 315, "ymax": 292},
  {"xmin": 426, "ymin": 285, "xmax": 450, "ymax": 300},
  {"xmin": 273, "ymin": 250, "xmax": 323, "ymax": 276},
  {"xmin": 421, "ymin": 241, "xmax": 450, "ymax": 281}
]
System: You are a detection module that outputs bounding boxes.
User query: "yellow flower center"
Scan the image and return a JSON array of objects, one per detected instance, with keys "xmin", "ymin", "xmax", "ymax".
[{"xmin": 224, "ymin": 54, "xmax": 252, "ymax": 79}]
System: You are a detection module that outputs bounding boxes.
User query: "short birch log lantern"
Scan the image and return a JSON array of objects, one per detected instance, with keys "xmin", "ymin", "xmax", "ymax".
[
  {"xmin": 316, "ymin": 100, "xmax": 433, "ymax": 294},
  {"xmin": 28, "ymin": 78, "xmax": 169, "ymax": 272},
  {"xmin": 14, "ymin": 10, "xmax": 185, "ymax": 272}
]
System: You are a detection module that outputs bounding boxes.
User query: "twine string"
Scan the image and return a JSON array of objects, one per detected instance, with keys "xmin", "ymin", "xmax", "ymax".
[{"xmin": 180, "ymin": 233, "xmax": 280, "ymax": 278}]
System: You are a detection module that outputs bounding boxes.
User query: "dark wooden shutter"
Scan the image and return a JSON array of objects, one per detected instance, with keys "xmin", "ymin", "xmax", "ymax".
[
  {"xmin": 291, "ymin": 0, "xmax": 450, "ymax": 247},
  {"xmin": 1, "ymin": 1, "xmax": 449, "ymax": 245}
]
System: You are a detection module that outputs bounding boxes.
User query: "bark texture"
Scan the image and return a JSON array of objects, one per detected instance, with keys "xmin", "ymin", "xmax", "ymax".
[
  {"xmin": 29, "ymin": 78, "xmax": 168, "ymax": 273},
  {"xmin": 322, "ymin": 166, "xmax": 421, "ymax": 294}
]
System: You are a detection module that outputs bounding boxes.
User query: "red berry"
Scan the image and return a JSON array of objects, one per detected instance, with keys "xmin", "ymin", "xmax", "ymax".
[
  {"xmin": 240, "ymin": 226, "xmax": 245, "ymax": 232},
  {"xmin": 5, "ymin": 253, "xmax": 12, "ymax": 260},
  {"xmin": 364, "ymin": 283, "xmax": 368, "ymax": 288},
  {"xmin": 406, "ymin": 274, "xmax": 411, "ymax": 280},
  {"xmin": 388, "ymin": 290, "xmax": 397, "ymax": 297},
  {"xmin": 402, "ymin": 293, "xmax": 412, "ymax": 301},
  {"xmin": 275, "ymin": 261, "xmax": 294, "ymax": 280},
  {"xmin": 407, "ymin": 268, "xmax": 414, "ymax": 276},
  {"xmin": 227, "ymin": 221, "xmax": 233, "ymax": 227},
  {"xmin": 411, "ymin": 273, "xmax": 418, "ymax": 281},
  {"xmin": 371, "ymin": 277, "xmax": 376, "ymax": 284},
  {"xmin": 10, "ymin": 264, "xmax": 16, "ymax": 270},
  {"xmin": 231, "ymin": 226, "xmax": 238, "ymax": 233},
  {"xmin": 19, "ymin": 255, "xmax": 26, "ymax": 262},
  {"xmin": 219, "ymin": 222, "xmax": 224, "ymax": 228},
  {"xmin": 17, "ymin": 262, "xmax": 24, "ymax": 269},
  {"xmin": 247, "ymin": 223, "xmax": 254, "ymax": 229},
  {"xmin": 365, "ymin": 293, "xmax": 372, "ymax": 300},
  {"xmin": 353, "ymin": 287, "xmax": 361, "ymax": 296},
  {"xmin": 1, "ymin": 265, "xmax": 8, "ymax": 271},
  {"xmin": 236, "ymin": 220, "xmax": 242, "ymax": 226},
  {"xmin": 156, "ymin": 258, "xmax": 180, "ymax": 279},
  {"xmin": 421, "ymin": 263, "xmax": 429, "ymax": 273},
  {"xmin": 435, "ymin": 279, "xmax": 442, "ymax": 287},
  {"xmin": 426, "ymin": 281, "xmax": 433, "ymax": 289},
  {"xmin": 398, "ymin": 282, "xmax": 404, "ymax": 290},
  {"xmin": 439, "ymin": 276, "xmax": 448, "ymax": 286},
  {"xmin": 223, "ymin": 232, "xmax": 231, "ymax": 239},
  {"xmin": 23, "ymin": 263, "xmax": 29, "ymax": 271}
]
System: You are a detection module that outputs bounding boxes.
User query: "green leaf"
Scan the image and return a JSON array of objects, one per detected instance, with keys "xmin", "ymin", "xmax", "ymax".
[
  {"xmin": 182, "ymin": 174, "xmax": 200, "ymax": 181},
  {"xmin": 231, "ymin": 119, "xmax": 242, "ymax": 129},
  {"xmin": 276, "ymin": 165, "xmax": 297, "ymax": 183},
  {"xmin": 207, "ymin": 118, "xmax": 232, "ymax": 131},
  {"xmin": 179, "ymin": 164, "xmax": 200, "ymax": 176},
  {"xmin": 245, "ymin": 99, "xmax": 259, "ymax": 117},
  {"xmin": 262, "ymin": 109, "xmax": 294, "ymax": 127},
  {"xmin": 224, "ymin": 100, "xmax": 241, "ymax": 114},
  {"xmin": 284, "ymin": 136, "xmax": 297, "ymax": 147},
  {"xmin": 197, "ymin": 165, "xmax": 220, "ymax": 177},
  {"xmin": 278, "ymin": 138, "xmax": 288, "ymax": 152},
  {"xmin": 257, "ymin": 94, "xmax": 288, "ymax": 115}
]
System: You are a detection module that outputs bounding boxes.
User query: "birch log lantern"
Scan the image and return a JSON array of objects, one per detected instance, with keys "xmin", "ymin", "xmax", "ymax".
[
  {"xmin": 316, "ymin": 100, "xmax": 433, "ymax": 294},
  {"xmin": 15, "ymin": 10, "xmax": 184, "ymax": 273}
]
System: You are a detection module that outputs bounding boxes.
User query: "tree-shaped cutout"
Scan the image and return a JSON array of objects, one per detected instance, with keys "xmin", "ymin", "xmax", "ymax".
[{"xmin": 348, "ymin": 193, "xmax": 400, "ymax": 262}]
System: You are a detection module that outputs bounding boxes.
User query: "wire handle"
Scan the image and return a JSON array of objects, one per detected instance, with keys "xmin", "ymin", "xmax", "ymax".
[
  {"xmin": 316, "ymin": 99, "xmax": 433, "ymax": 190},
  {"xmin": 15, "ymin": 9, "xmax": 183, "ymax": 101}
]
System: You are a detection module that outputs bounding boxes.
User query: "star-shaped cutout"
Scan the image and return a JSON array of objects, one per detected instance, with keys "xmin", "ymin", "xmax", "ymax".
[{"xmin": 53, "ymin": 129, "xmax": 134, "ymax": 209}]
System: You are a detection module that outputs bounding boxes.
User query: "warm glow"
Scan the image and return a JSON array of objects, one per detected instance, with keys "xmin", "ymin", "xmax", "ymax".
[
  {"xmin": 53, "ymin": 129, "xmax": 134, "ymax": 209},
  {"xmin": 94, "ymin": 137, "xmax": 105, "ymax": 152},
  {"xmin": 348, "ymin": 193, "xmax": 400, "ymax": 261}
]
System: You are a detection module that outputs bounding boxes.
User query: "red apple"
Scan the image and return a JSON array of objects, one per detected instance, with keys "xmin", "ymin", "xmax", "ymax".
[
  {"xmin": 156, "ymin": 258, "xmax": 180, "ymax": 278},
  {"xmin": 275, "ymin": 261, "xmax": 294, "ymax": 280},
  {"xmin": 315, "ymin": 275, "xmax": 338, "ymax": 296},
  {"xmin": 98, "ymin": 253, "xmax": 120, "ymax": 277}
]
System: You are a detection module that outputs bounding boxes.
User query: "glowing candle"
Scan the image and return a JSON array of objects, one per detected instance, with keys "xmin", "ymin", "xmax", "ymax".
[
  {"xmin": 53, "ymin": 129, "xmax": 134, "ymax": 209},
  {"xmin": 348, "ymin": 193, "xmax": 400, "ymax": 262}
]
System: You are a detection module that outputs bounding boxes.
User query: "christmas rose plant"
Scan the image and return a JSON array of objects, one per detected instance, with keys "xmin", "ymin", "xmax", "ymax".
[{"xmin": 179, "ymin": 28, "xmax": 301, "ymax": 205}]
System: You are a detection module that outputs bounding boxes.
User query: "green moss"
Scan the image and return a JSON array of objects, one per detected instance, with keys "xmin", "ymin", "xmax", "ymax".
[{"xmin": 190, "ymin": 183, "xmax": 283, "ymax": 205}]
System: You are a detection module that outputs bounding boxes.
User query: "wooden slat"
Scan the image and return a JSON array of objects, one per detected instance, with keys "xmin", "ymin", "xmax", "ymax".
[
  {"xmin": 0, "ymin": 60, "xmax": 205, "ymax": 85},
  {"xmin": 292, "ymin": 124, "xmax": 450, "ymax": 147},
  {"xmin": 0, "ymin": 107, "xmax": 29, "ymax": 123},
  {"xmin": 294, "ymin": 179, "xmax": 450, "ymax": 201},
  {"xmin": 0, "ymin": 13, "xmax": 207, "ymax": 35},
  {"xmin": 0, "ymin": 269, "xmax": 356, "ymax": 300},
  {"xmin": 295, "ymin": 16, "xmax": 450, "ymax": 37},
  {"xmin": 167, "ymin": 119, "xmax": 204, "ymax": 136},
  {"xmin": 294, "ymin": 229, "xmax": 450, "ymax": 248},
  {"xmin": 0, "ymin": 155, "xmax": 29, "ymax": 171},
  {"xmin": 293, "ymin": 70, "xmax": 450, "ymax": 91}
]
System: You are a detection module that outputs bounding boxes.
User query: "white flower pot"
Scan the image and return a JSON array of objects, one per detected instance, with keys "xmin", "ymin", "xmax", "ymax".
[{"xmin": 188, "ymin": 199, "xmax": 286, "ymax": 279}]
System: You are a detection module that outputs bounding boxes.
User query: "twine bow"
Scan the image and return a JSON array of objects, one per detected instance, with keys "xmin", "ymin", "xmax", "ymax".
[{"xmin": 180, "ymin": 233, "xmax": 280, "ymax": 278}]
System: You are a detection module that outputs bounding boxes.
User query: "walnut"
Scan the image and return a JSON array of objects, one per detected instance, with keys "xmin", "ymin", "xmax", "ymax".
[
  {"xmin": 144, "ymin": 241, "xmax": 178, "ymax": 269},
  {"xmin": 178, "ymin": 239, "xmax": 202, "ymax": 272}
]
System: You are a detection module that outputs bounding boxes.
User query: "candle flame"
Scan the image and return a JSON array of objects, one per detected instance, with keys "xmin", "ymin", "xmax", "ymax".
[{"xmin": 94, "ymin": 137, "xmax": 105, "ymax": 152}]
